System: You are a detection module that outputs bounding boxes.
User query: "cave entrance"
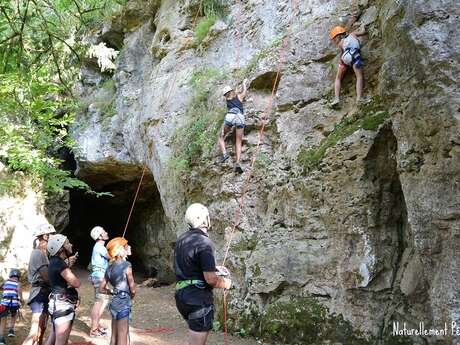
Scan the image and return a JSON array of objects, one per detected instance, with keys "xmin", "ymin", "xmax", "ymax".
[{"xmin": 63, "ymin": 162, "xmax": 174, "ymax": 283}]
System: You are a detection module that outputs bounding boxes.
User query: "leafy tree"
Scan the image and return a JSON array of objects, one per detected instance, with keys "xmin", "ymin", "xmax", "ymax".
[{"xmin": 0, "ymin": 0, "xmax": 126, "ymax": 193}]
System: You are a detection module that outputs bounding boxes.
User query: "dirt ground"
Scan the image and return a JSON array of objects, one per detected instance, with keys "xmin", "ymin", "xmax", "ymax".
[{"xmin": 3, "ymin": 269, "xmax": 268, "ymax": 345}]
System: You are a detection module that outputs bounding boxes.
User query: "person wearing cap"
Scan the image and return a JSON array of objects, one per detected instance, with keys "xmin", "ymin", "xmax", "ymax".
[
  {"xmin": 46, "ymin": 234, "xmax": 80, "ymax": 345},
  {"xmin": 0, "ymin": 269, "xmax": 24, "ymax": 345},
  {"xmin": 329, "ymin": 15, "xmax": 367, "ymax": 108},
  {"xmin": 174, "ymin": 203, "xmax": 231, "ymax": 345},
  {"xmin": 99, "ymin": 237, "xmax": 136, "ymax": 345},
  {"xmin": 89, "ymin": 226, "xmax": 110, "ymax": 337},
  {"xmin": 217, "ymin": 79, "xmax": 249, "ymax": 173},
  {"xmin": 22, "ymin": 224, "xmax": 56, "ymax": 345}
]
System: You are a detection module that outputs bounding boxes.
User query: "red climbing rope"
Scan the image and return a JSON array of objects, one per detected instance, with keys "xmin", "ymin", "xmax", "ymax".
[
  {"xmin": 220, "ymin": 1, "xmax": 300, "ymax": 344},
  {"xmin": 122, "ymin": 164, "xmax": 147, "ymax": 238},
  {"xmin": 222, "ymin": 0, "xmax": 300, "ymax": 266},
  {"xmin": 122, "ymin": 0, "xmax": 204, "ymax": 238}
]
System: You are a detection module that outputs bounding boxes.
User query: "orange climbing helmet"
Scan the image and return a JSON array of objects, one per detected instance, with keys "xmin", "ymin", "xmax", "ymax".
[
  {"xmin": 106, "ymin": 237, "xmax": 128, "ymax": 258},
  {"xmin": 329, "ymin": 26, "xmax": 347, "ymax": 40}
]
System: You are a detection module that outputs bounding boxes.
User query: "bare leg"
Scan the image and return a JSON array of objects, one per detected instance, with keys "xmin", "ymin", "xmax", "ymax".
[
  {"xmin": 188, "ymin": 330, "xmax": 209, "ymax": 345},
  {"xmin": 110, "ymin": 318, "xmax": 117, "ymax": 345},
  {"xmin": 353, "ymin": 64, "xmax": 364, "ymax": 101},
  {"xmin": 116, "ymin": 319, "xmax": 129, "ymax": 345},
  {"xmin": 90, "ymin": 298, "xmax": 108, "ymax": 332},
  {"xmin": 0, "ymin": 316, "xmax": 6, "ymax": 337},
  {"xmin": 235, "ymin": 127, "xmax": 244, "ymax": 163},
  {"xmin": 334, "ymin": 65, "xmax": 348, "ymax": 101},
  {"xmin": 218, "ymin": 125, "xmax": 232, "ymax": 157},
  {"xmin": 53, "ymin": 321, "xmax": 72, "ymax": 345},
  {"xmin": 22, "ymin": 312, "xmax": 46, "ymax": 345},
  {"xmin": 9, "ymin": 313, "xmax": 17, "ymax": 330}
]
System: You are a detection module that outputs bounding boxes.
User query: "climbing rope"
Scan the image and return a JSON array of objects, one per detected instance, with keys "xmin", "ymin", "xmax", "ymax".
[
  {"xmin": 222, "ymin": 0, "xmax": 300, "ymax": 267},
  {"xmin": 122, "ymin": 0, "xmax": 204, "ymax": 238},
  {"xmin": 122, "ymin": 164, "xmax": 148, "ymax": 238},
  {"xmin": 220, "ymin": 1, "xmax": 300, "ymax": 344}
]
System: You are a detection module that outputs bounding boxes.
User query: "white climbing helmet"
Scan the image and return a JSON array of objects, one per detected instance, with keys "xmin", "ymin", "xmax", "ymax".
[
  {"xmin": 185, "ymin": 203, "xmax": 211, "ymax": 230},
  {"xmin": 47, "ymin": 234, "xmax": 67, "ymax": 256},
  {"xmin": 90, "ymin": 226, "xmax": 105, "ymax": 241},
  {"xmin": 222, "ymin": 85, "xmax": 233, "ymax": 96},
  {"xmin": 34, "ymin": 223, "xmax": 56, "ymax": 238}
]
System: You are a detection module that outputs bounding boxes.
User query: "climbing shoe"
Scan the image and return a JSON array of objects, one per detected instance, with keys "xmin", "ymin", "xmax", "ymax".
[
  {"xmin": 234, "ymin": 163, "xmax": 243, "ymax": 174},
  {"xmin": 217, "ymin": 153, "xmax": 229, "ymax": 164},
  {"xmin": 0, "ymin": 336, "xmax": 6, "ymax": 345},
  {"xmin": 90, "ymin": 329, "xmax": 106, "ymax": 338},
  {"xmin": 329, "ymin": 97, "xmax": 340, "ymax": 109},
  {"xmin": 7, "ymin": 328, "xmax": 14, "ymax": 337},
  {"xmin": 98, "ymin": 326, "xmax": 108, "ymax": 334}
]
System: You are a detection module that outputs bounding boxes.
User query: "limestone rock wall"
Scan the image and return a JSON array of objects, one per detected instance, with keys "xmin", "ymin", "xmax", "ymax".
[
  {"xmin": 72, "ymin": 0, "xmax": 459, "ymax": 343},
  {"xmin": 0, "ymin": 163, "xmax": 69, "ymax": 279}
]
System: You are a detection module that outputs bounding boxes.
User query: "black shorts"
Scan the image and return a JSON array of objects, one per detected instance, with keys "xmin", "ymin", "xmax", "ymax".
[{"xmin": 175, "ymin": 294, "xmax": 214, "ymax": 332}]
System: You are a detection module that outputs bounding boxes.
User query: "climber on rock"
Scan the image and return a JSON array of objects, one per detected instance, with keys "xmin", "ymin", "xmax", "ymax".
[
  {"xmin": 174, "ymin": 203, "xmax": 231, "ymax": 345},
  {"xmin": 89, "ymin": 226, "xmax": 110, "ymax": 338},
  {"xmin": 217, "ymin": 79, "xmax": 249, "ymax": 174},
  {"xmin": 329, "ymin": 14, "xmax": 367, "ymax": 108}
]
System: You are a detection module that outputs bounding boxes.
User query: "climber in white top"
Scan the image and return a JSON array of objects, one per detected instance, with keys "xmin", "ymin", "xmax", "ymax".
[{"xmin": 329, "ymin": 17, "xmax": 367, "ymax": 108}]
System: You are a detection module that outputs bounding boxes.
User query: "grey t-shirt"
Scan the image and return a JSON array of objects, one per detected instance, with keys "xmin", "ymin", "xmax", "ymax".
[{"xmin": 27, "ymin": 248, "xmax": 50, "ymax": 303}]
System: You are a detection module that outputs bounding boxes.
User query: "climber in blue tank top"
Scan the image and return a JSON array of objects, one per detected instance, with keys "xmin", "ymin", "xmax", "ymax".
[{"xmin": 217, "ymin": 79, "xmax": 249, "ymax": 174}]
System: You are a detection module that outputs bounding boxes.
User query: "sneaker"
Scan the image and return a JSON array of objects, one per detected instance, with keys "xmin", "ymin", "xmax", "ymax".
[
  {"xmin": 217, "ymin": 153, "xmax": 229, "ymax": 164},
  {"xmin": 98, "ymin": 326, "xmax": 108, "ymax": 334},
  {"xmin": 356, "ymin": 97, "xmax": 371, "ymax": 107},
  {"xmin": 90, "ymin": 329, "xmax": 106, "ymax": 338},
  {"xmin": 7, "ymin": 328, "xmax": 14, "ymax": 337},
  {"xmin": 329, "ymin": 97, "xmax": 340, "ymax": 109},
  {"xmin": 234, "ymin": 163, "xmax": 243, "ymax": 174}
]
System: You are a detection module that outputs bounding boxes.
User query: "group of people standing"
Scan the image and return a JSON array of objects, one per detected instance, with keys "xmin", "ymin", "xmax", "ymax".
[
  {"xmin": 0, "ymin": 223, "xmax": 135, "ymax": 345},
  {"xmin": 0, "ymin": 202, "xmax": 229, "ymax": 345}
]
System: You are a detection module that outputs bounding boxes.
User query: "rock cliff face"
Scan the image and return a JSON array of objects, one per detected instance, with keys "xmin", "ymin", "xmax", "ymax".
[
  {"xmin": 71, "ymin": 0, "xmax": 459, "ymax": 344},
  {"xmin": 0, "ymin": 163, "xmax": 69, "ymax": 278}
]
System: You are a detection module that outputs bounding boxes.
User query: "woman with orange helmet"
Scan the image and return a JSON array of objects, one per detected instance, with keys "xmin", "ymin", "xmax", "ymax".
[
  {"xmin": 99, "ymin": 237, "xmax": 136, "ymax": 345},
  {"xmin": 329, "ymin": 15, "xmax": 367, "ymax": 108}
]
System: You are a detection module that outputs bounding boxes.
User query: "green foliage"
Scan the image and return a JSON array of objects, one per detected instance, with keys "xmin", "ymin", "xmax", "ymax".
[
  {"xmin": 297, "ymin": 100, "xmax": 390, "ymax": 174},
  {"xmin": 170, "ymin": 67, "xmax": 226, "ymax": 175},
  {"xmin": 202, "ymin": 0, "xmax": 227, "ymax": 17},
  {"xmin": 193, "ymin": 0, "xmax": 227, "ymax": 45},
  {"xmin": 0, "ymin": 72, "xmax": 91, "ymax": 193},
  {"xmin": 230, "ymin": 296, "xmax": 370, "ymax": 345},
  {"xmin": 194, "ymin": 15, "xmax": 217, "ymax": 45},
  {"xmin": 0, "ymin": 1, "xmax": 127, "ymax": 194}
]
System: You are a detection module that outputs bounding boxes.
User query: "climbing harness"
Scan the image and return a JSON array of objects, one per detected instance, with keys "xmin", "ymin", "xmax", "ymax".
[
  {"xmin": 219, "ymin": 0, "xmax": 301, "ymax": 344},
  {"xmin": 175, "ymin": 279, "xmax": 206, "ymax": 290}
]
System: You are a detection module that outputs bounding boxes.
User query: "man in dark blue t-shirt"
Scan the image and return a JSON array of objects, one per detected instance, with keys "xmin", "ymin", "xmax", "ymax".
[{"xmin": 174, "ymin": 203, "xmax": 231, "ymax": 345}]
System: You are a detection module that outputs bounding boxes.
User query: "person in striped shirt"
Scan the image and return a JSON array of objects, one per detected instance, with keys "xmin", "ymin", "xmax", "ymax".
[{"xmin": 0, "ymin": 269, "xmax": 24, "ymax": 345}]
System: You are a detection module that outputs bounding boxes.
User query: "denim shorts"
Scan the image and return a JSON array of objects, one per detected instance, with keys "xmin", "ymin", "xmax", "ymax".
[
  {"xmin": 29, "ymin": 290, "xmax": 49, "ymax": 314},
  {"xmin": 224, "ymin": 112, "xmax": 245, "ymax": 129}
]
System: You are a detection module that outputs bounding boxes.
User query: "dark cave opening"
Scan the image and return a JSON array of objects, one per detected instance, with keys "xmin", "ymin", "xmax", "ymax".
[{"xmin": 62, "ymin": 163, "xmax": 173, "ymax": 281}]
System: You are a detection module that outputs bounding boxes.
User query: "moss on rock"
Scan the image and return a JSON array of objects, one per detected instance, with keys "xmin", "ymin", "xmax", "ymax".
[
  {"xmin": 297, "ymin": 98, "xmax": 390, "ymax": 174},
  {"xmin": 228, "ymin": 296, "xmax": 371, "ymax": 344}
]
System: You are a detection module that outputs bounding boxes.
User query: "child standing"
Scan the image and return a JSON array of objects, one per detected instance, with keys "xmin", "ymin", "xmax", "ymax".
[
  {"xmin": 99, "ymin": 237, "xmax": 136, "ymax": 345},
  {"xmin": 0, "ymin": 269, "xmax": 24, "ymax": 345},
  {"xmin": 329, "ymin": 23, "xmax": 367, "ymax": 108}
]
